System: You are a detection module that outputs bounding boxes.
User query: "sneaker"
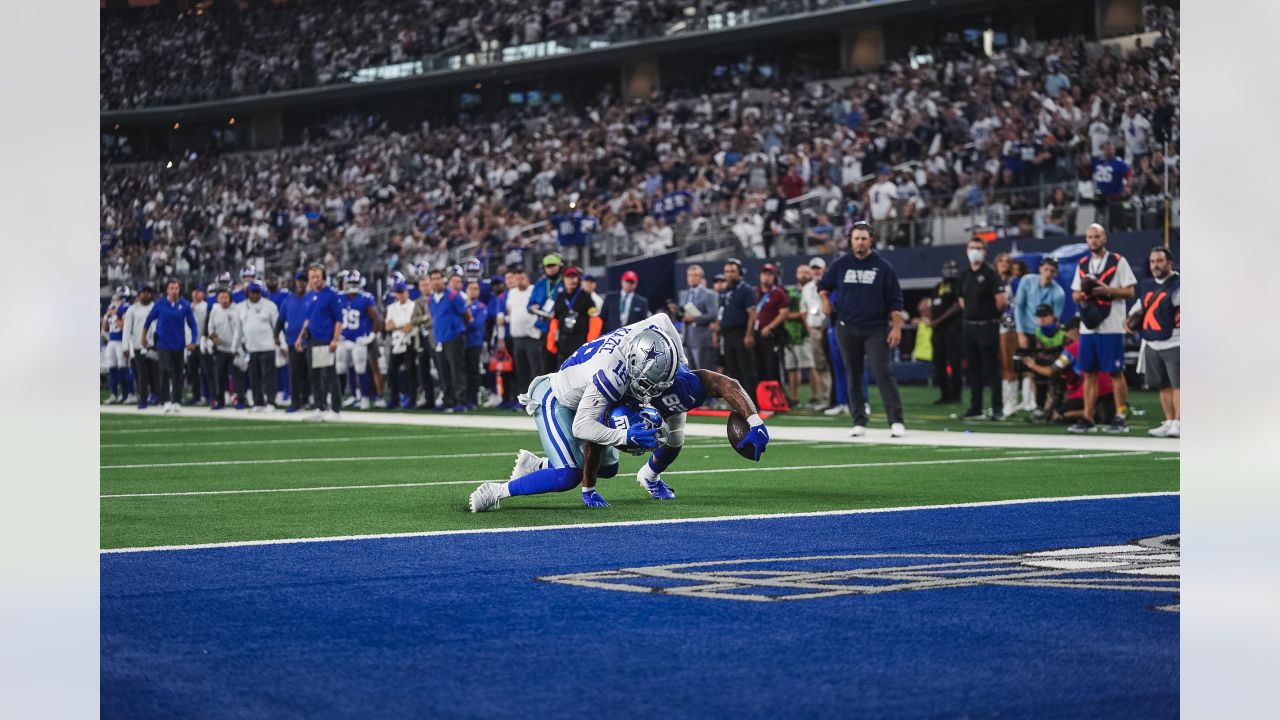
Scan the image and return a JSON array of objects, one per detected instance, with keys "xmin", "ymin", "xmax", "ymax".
[
  {"xmin": 463, "ymin": 403, "xmax": 477, "ymax": 412},
  {"xmin": 824, "ymin": 404, "xmax": 848, "ymax": 416},
  {"xmin": 275, "ymin": 392, "xmax": 287, "ymax": 406},
  {"xmin": 1166, "ymin": 420, "xmax": 1180, "ymax": 438},
  {"xmin": 452, "ymin": 404, "xmax": 467, "ymax": 413},
  {"xmin": 639, "ymin": 477, "xmax": 677, "ymax": 500},
  {"xmin": 1102, "ymin": 416, "xmax": 1130, "ymax": 434},
  {"xmin": 810, "ymin": 402, "xmax": 832, "ymax": 412},
  {"xmin": 864, "ymin": 403, "xmax": 872, "ymax": 417},
  {"xmin": 234, "ymin": 401, "xmax": 247, "ymax": 410},
  {"xmin": 171, "ymin": 403, "xmax": 182, "ymax": 415},
  {"xmin": 357, "ymin": 397, "xmax": 370, "ymax": 410},
  {"xmin": 890, "ymin": 422, "xmax": 905, "ymax": 438},
  {"xmin": 136, "ymin": 402, "xmax": 148, "ymax": 410},
  {"xmin": 510, "ymin": 449, "xmax": 544, "ymax": 481},
  {"xmin": 962, "ymin": 409, "xmax": 985, "ymax": 421},
  {"xmin": 124, "ymin": 393, "xmax": 137, "ymax": 404},
  {"xmin": 322, "ymin": 410, "xmax": 340, "ymax": 422},
  {"xmin": 1067, "ymin": 419, "xmax": 1097, "ymax": 434},
  {"xmin": 342, "ymin": 395, "xmax": 358, "ymax": 408},
  {"xmin": 285, "ymin": 406, "xmax": 302, "ymax": 414},
  {"xmin": 210, "ymin": 402, "xmax": 224, "ymax": 411},
  {"xmin": 1148, "ymin": 420, "xmax": 1171, "ymax": 438},
  {"xmin": 304, "ymin": 410, "xmax": 325, "ymax": 422},
  {"xmin": 372, "ymin": 396, "xmax": 386, "ymax": 408},
  {"xmin": 468, "ymin": 482, "xmax": 504, "ymax": 513},
  {"xmin": 850, "ymin": 425, "xmax": 867, "ymax": 437},
  {"xmin": 989, "ymin": 411, "xmax": 1004, "ymax": 422},
  {"xmin": 261, "ymin": 404, "xmax": 276, "ymax": 414}
]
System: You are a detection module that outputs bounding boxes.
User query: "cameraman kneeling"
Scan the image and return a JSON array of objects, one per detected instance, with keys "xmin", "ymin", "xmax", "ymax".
[{"xmin": 1021, "ymin": 316, "xmax": 1116, "ymax": 426}]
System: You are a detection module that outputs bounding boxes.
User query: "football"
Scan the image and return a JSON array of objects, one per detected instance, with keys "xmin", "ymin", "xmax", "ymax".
[{"xmin": 727, "ymin": 413, "xmax": 755, "ymax": 460}]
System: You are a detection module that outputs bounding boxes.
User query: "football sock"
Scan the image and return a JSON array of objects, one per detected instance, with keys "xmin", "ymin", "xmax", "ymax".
[
  {"xmin": 641, "ymin": 445, "xmax": 683, "ymax": 482},
  {"xmin": 358, "ymin": 372, "xmax": 371, "ymax": 399},
  {"xmin": 508, "ymin": 467, "xmax": 581, "ymax": 496},
  {"xmin": 108, "ymin": 368, "xmax": 120, "ymax": 398},
  {"xmin": 124, "ymin": 368, "xmax": 135, "ymax": 396},
  {"xmin": 277, "ymin": 366, "xmax": 290, "ymax": 397}
]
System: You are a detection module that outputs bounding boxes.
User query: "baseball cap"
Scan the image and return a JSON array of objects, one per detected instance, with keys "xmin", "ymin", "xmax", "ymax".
[
  {"xmin": 542, "ymin": 253, "xmax": 563, "ymax": 267},
  {"xmin": 808, "ymin": 257, "xmax": 827, "ymax": 269},
  {"xmin": 582, "ymin": 274, "xmax": 596, "ymax": 282},
  {"xmin": 1035, "ymin": 304, "xmax": 1055, "ymax": 317},
  {"xmin": 247, "ymin": 281, "xmax": 264, "ymax": 292},
  {"xmin": 139, "ymin": 283, "xmax": 154, "ymax": 293},
  {"xmin": 1040, "ymin": 256, "xmax": 1059, "ymax": 268},
  {"xmin": 761, "ymin": 263, "xmax": 777, "ymax": 273},
  {"xmin": 621, "ymin": 270, "xmax": 638, "ymax": 283},
  {"xmin": 563, "ymin": 266, "xmax": 582, "ymax": 277},
  {"xmin": 713, "ymin": 273, "xmax": 726, "ymax": 282},
  {"xmin": 393, "ymin": 280, "xmax": 409, "ymax": 292},
  {"xmin": 294, "ymin": 270, "xmax": 308, "ymax": 280}
]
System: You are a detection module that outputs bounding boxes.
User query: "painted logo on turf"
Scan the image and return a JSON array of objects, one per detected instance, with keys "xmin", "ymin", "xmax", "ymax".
[{"xmin": 536, "ymin": 535, "xmax": 1179, "ymax": 611}]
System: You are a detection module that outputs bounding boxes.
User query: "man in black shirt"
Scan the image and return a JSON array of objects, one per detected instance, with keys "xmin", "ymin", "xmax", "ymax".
[
  {"xmin": 958, "ymin": 237, "xmax": 1008, "ymax": 420},
  {"xmin": 718, "ymin": 259, "xmax": 758, "ymax": 398},
  {"xmin": 553, "ymin": 266, "xmax": 595, "ymax": 365},
  {"xmin": 929, "ymin": 260, "xmax": 963, "ymax": 404}
]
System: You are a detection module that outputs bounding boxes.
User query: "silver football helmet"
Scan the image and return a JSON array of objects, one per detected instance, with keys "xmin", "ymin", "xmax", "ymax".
[{"xmin": 624, "ymin": 327, "xmax": 678, "ymax": 402}]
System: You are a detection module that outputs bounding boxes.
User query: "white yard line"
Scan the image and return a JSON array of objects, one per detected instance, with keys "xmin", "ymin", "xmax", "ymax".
[
  {"xmin": 99, "ymin": 491, "xmax": 1181, "ymax": 554},
  {"xmin": 100, "ymin": 432, "xmax": 519, "ymax": 449},
  {"xmin": 100, "ymin": 405, "xmax": 1180, "ymax": 452},
  {"xmin": 101, "ymin": 451, "xmax": 520, "ymax": 470},
  {"xmin": 101, "ymin": 450, "xmax": 1152, "ymax": 498}
]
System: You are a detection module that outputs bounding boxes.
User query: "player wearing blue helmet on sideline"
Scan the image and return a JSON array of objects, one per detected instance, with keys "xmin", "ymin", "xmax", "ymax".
[{"xmin": 501, "ymin": 365, "xmax": 769, "ymax": 507}]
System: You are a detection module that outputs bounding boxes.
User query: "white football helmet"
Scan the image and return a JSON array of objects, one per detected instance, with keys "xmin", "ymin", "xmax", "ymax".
[{"xmin": 624, "ymin": 327, "xmax": 678, "ymax": 402}]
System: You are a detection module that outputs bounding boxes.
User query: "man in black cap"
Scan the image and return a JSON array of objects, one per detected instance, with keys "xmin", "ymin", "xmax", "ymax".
[
  {"xmin": 553, "ymin": 266, "xmax": 597, "ymax": 364},
  {"xmin": 929, "ymin": 259, "xmax": 963, "ymax": 404}
]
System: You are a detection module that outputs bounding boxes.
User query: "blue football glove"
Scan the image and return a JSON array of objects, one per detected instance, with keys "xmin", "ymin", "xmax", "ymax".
[
  {"xmin": 582, "ymin": 489, "xmax": 609, "ymax": 508},
  {"xmin": 736, "ymin": 416, "xmax": 770, "ymax": 462},
  {"xmin": 625, "ymin": 423, "xmax": 659, "ymax": 451}
]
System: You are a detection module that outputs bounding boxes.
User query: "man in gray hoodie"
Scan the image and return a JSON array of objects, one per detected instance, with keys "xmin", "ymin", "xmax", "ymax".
[
  {"xmin": 208, "ymin": 287, "xmax": 243, "ymax": 410},
  {"xmin": 238, "ymin": 281, "xmax": 280, "ymax": 411}
]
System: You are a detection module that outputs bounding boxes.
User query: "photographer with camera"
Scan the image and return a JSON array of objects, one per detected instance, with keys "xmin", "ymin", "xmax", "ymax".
[
  {"xmin": 1018, "ymin": 304, "xmax": 1068, "ymax": 422},
  {"xmin": 1069, "ymin": 224, "xmax": 1136, "ymax": 433},
  {"xmin": 1021, "ymin": 317, "xmax": 1118, "ymax": 425}
]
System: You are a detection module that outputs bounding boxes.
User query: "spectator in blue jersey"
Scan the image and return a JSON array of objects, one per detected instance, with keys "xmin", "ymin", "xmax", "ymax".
[
  {"xmin": 296, "ymin": 264, "xmax": 345, "ymax": 421},
  {"xmin": 275, "ymin": 271, "xmax": 311, "ymax": 412},
  {"xmin": 528, "ymin": 253, "xmax": 564, "ymax": 374},
  {"xmin": 463, "ymin": 281, "xmax": 488, "ymax": 411},
  {"xmin": 601, "ymin": 270, "xmax": 650, "ymax": 333},
  {"xmin": 141, "ymin": 279, "xmax": 198, "ymax": 414},
  {"xmin": 817, "ymin": 222, "xmax": 907, "ymax": 437},
  {"xmin": 1091, "ymin": 142, "xmax": 1132, "ymax": 230},
  {"xmin": 805, "ymin": 214, "xmax": 836, "ymax": 253},
  {"xmin": 429, "ymin": 266, "xmax": 473, "ymax": 413}
]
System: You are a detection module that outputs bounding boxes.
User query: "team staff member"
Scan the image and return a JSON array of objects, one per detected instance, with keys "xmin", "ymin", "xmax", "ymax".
[
  {"xmin": 1070, "ymin": 223, "xmax": 1137, "ymax": 433},
  {"xmin": 141, "ymin": 278, "xmax": 199, "ymax": 414},
  {"xmin": 502, "ymin": 268, "xmax": 539, "ymax": 406},
  {"xmin": 553, "ymin": 266, "xmax": 596, "ymax": 365},
  {"xmin": 957, "ymin": 237, "xmax": 1008, "ymax": 420},
  {"xmin": 463, "ymin": 281, "xmax": 488, "ymax": 410},
  {"xmin": 679, "ymin": 264, "xmax": 718, "ymax": 371},
  {"xmin": 412, "ymin": 271, "xmax": 438, "ymax": 408},
  {"xmin": 1129, "ymin": 246, "xmax": 1179, "ymax": 438},
  {"xmin": 528, "ymin": 253, "xmax": 564, "ymax": 374},
  {"xmin": 718, "ymin": 259, "xmax": 758, "ymax": 399},
  {"xmin": 276, "ymin": 271, "xmax": 311, "ymax": 412},
  {"xmin": 429, "ymin": 266, "xmax": 472, "ymax": 413},
  {"xmin": 186, "ymin": 286, "xmax": 209, "ymax": 404},
  {"xmin": 384, "ymin": 278, "xmax": 418, "ymax": 409},
  {"xmin": 296, "ymin": 263, "xmax": 345, "ymax": 421},
  {"xmin": 929, "ymin": 260, "xmax": 964, "ymax": 404},
  {"xmin": 208, "ymin": 287, "xmax": 243, "ymax": 410},
  {"xmin": 753, "ymin": 263, "xmax": 789, "ymax": 385},
  {"xmin": 122, "ymin": 283, "xmax": 157, "ymax": 409},
  {"xmin": 239, "ymin": 281, "xmax": 280, "ymax": 411},
  {"xmin": 818, "ymin": 222, "xmax": 906, "ymax": 437}
]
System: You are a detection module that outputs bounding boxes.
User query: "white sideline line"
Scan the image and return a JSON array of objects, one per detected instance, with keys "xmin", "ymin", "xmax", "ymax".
[
  {"xmin": 102, "ymin": 434, "xmax": 439, "ymax": 449},
  {"xmin": 101, "ymin": 451, "xmax": 522, "ymax": 470},
  {"xmin": 101, "ymin": 451, "xmax": 1153, "ymax": 498},
  {"xmin": 99, "ymin": 491, "xmax": 1181, "ymax": 554}
]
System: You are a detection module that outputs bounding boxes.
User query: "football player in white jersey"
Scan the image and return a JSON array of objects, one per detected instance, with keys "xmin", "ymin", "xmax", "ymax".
[{"xmin": 468, "ymin": 313, "xmax": 686, "ymax": 512}]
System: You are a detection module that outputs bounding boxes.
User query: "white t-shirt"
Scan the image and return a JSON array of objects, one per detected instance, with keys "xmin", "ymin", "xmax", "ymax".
[
  {"xmin": 504, "ymin": 286, "xmax": 536, "ymax": 339},
  {"xmin": 868, "ymin": 180, "xmax": 898, "ymax": 220},
  {"xmin": 1071, "ymin": 251, "xmax": 1137, "ymax": 335},
  {"xmin": 1120, "ymin": 113, "xmax": 1152, "ymax": 159}
]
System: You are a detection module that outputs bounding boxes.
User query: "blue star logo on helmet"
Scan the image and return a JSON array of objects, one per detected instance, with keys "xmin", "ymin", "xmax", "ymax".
[{"xmin": 644, "ymin": 345, "xmax": 663, "ymax": 361}]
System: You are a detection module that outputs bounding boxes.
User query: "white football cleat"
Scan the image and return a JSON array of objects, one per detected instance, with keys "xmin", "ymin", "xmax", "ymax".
[
  {"xmin": 510, "ymin": 449, "xmax": 544, "ymax": 481},
  {"xmin": 890, "ymin": 423, "xmax": 906, "ymax": 438},
  {"xmin": 357, "ymin": 397, "xmax": 371, "ymax": 410},
  {"xmin": 824, "ymin": 404, "xmax": 848, "ymax": 416},
  {"xmin": 850, "ymin": 425, "xmax": 867, "ymax": 437},
  {"xmin": 469, "ymin": 482, "xmax": 504, "ymax": 513}
]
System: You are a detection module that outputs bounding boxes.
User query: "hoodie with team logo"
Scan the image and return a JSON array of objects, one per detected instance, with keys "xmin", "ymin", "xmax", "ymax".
[{"xmin": 817, "ymin": 251, "xmax": 904, "ymax": 331}]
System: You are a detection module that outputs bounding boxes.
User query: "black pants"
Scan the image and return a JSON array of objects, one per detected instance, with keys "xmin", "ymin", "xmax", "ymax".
[
  {"xmin": 556, "ymin": 332, "xmax": 589, "ymax": 368},
  {"xmin": 131, "ymin": 354, "xmax": 158, "ymax": 405},
  {"xmin": 834, "ymin": 324, "xmax": 904, "ymax": 426},
  {"xmin": 186, "ymin": 348, "xmax": 205, "ymax": 402},
  {"xmin": 931, "ymin": 323, "xmax": 963, "ymax": 402},
  {"xmin": 288, "ymin": 345, "xmax": 311, "ymax": 409},
  {"xmin": 464, "ymin": 345, "xmax": 482, "ymax": 405},
  {"xmin": 512, "ymin": 336, "xmax": 543, "ymax": 398},
  {"xmin": 212, "ymin": 351, "xmax": 244, "ymax": 407},
  {"xmin": 309, "ymin": 344, "xmax": 341, "ymax": 412},
  {"xmin": 722, "ymin": 328, "xmax": 757, "ymax": 400},
  {"xmin": 248, "ymin": 351, "xmax": 276, "ymax": 407},
  {"xmin": 388, "ymin": 351, "xmax": 417, "ymax": 406},
  {"xmin": 437, "ymin": 336, "xmax": 467, "ymax": 407},
  {"xmin": 417, "ymin": 344, "xmax": 436, "ymax": 407},
  {"xmin": 157, "ymin": 349, "xmax": 185, "ymax": 404},
  {"xmin": 962, "ymin": 321, "xmax": 1003, "ymax": 415},
  {"xmin": 754, "ymin": 332, "xmax": 785, "ymax": 384}
]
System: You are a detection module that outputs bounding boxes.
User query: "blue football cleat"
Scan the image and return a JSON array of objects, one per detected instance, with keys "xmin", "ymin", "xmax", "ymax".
[
  {"xmin": 581, "ymin": 489, "xmax": 609, "ymax": 508},
  {"xmin": 641, "ymin": 478, "xmax": 677, "ymax": 500}
]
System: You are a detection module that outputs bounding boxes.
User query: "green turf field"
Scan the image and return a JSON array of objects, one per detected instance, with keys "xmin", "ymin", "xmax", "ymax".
[{"xmin": 100, "ymin": 411, "xmax": 1179, "ymax": 550}]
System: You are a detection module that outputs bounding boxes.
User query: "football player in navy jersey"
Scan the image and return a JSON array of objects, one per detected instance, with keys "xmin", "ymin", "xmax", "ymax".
[
  {"xmin": 508, "ymin": 364, "xmax": 769, "ymax": 504},
  {"xmin": 336, "ymin": 270, "xmax": 383, "ymax": 409}
]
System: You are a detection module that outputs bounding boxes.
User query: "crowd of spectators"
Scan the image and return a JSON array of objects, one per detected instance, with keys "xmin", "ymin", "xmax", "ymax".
[
  {"xmin": 100, "ymin": 0, "xmax": 779, "ymax": 109},
  {"xmin": 102, "ymin": 5, "xmax": 1179, "ymax": 290}
]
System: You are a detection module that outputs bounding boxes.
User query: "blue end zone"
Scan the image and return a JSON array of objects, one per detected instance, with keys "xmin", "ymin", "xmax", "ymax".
[{"xmin": 102, "ymin": 496, "xmax": 1178, "ymax": 718}]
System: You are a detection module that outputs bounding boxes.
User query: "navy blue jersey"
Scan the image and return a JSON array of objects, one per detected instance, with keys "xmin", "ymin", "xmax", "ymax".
[
  {"xmin": 231, "ymin": 287, "xmax": 247, "ymax": 304},
  {"xmin": 1092, "ymin": 156, "xmax": 1131, "ymax": 198},
  {"xmin": 340, "ymin": 292, "xmax": 377, "ymax": 341},
  {"xmin": 649, "ymin": 365, "xmax": 709, "ymax": 419}
]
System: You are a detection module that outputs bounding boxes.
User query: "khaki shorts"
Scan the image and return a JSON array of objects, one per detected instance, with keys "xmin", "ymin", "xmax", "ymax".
[{"xmin": 784, "ymin": 342, "xmax": 813, "ymax": 370}]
